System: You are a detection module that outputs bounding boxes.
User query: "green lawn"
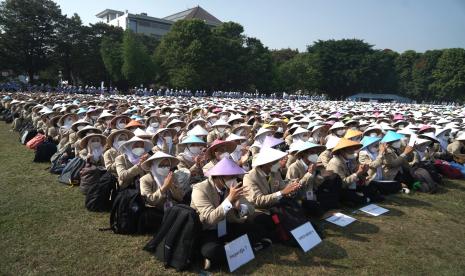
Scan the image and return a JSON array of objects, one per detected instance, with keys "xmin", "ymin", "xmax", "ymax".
[{"xmin": 1, "ymin": 121, "xmax": 465, "ymax": 275}]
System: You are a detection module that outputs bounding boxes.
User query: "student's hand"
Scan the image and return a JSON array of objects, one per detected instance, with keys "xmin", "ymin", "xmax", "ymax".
[
  {"xmin": 281, "ymin": 181, "xmax": 301, "ymax": 196},
  {"xmin": 161, "ymin": 171, "xmax": 174, "ymax": 192},
  {"xmin": 356, "ymin": 164, "xmax": 369, "ymax": 175},
  {"xmin": 227, "ymin": 184, "xmax": 245, "ymax": 204},
  {"xmin": 379, "ymin": 143, "xmax": 387, "ymax": 154},
  {"xmin": 403, "ymin": 146, "xmax": 414, "ymax": 155},
  {"xmin": 194, "ymin": 155, "xmax": 204, "ymax": 166},
  {"xmin": 307, "ymin": 163, "xmax": 317, "ymax": 174},
  {"xmin": 138, "ymin": 153, "xmax": 149, "ymax": 166}
]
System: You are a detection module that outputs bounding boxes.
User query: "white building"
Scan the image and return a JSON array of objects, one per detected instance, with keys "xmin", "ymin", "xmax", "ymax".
[{"xmin": 96, "ymin": 6, "xmax": 222, "ymax": 39}]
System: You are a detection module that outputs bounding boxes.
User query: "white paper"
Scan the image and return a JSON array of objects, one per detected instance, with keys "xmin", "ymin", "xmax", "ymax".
[
  {"xmin": 217, "ymin": 219, "xmax": 227, "ymax": 237},
  {"xmin": 409, "ymin": 134, "xmax": 418, "ymax": 147},
  {"xmin": 225, "ymin": 234, "xmax": 255, "ymax": 272},
  {"xmin": 306, "ymin": 191, "xmax": 316, "ymax": 201},
  {"xmin": 359, "ymin": 204, "xmax": 389, "ymax": 216},
  {"xmin": 325, "ymin": 212, "xmax": 356, "ymax": 227},
  {"xmin": 290, "ymin": 222, "xmax": 322, "ymax": 252}
]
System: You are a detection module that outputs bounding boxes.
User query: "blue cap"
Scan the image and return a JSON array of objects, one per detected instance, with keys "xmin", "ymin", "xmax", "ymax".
[
  {"xmin": 361, "ymin": 136, "xmax": 381, "ymax": 149},
  {"xmin": 381, "ymin": 130, "xmax": 404, "ymax": 143}
]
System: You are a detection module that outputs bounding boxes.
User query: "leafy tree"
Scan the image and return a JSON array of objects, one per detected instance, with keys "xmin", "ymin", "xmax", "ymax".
[
  {"xmin": 430, "ymin": 48, "xmax": 465, "ymax": 101},
  {"xmin": 100, "ymin": 36, "xmax": 123, "ymax": 82},
  {"xmin": 411, "ymin": 50, "xmax": 442, "ymax": 100},
  {"xmin": 121, "ymin": 30, "xmax": 155, "ymax": 86},
  {"xmin": 0, "ymin": 0, "xmax": 63, "ymax": 82},
  {"xmin": 395, "ymin": 50, "xmax": 420, "ymax": 97}
]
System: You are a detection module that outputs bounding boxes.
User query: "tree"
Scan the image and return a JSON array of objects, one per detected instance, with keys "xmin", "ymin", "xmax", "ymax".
[
  {"xmin": 0, "ymin": 0, "xmax": 63, "ymax": 82},
  {"xmin": 395, "ymin": 50, "xmax": 420, "ymax": 97},
  {"xmin": 121, "ymin": 30, "xmax": 155, "ymax": 86},
  {"xmin": 271, "ymin": 48, "xmax": 299, "ymax": 66},
  {"xmin": 100, "ymin": 36, "xmax": 123, "ymax": 82},
  {"xmin": 241, "ymin": 37, "xmax": 275, "ymax": 92},
  {"xmin": 430, "ymin": 48, "xmax": 465, "ymax": 101},
  {"xmin": 411, "ymin": 50, "xmax": 442, "ymax": 100}
]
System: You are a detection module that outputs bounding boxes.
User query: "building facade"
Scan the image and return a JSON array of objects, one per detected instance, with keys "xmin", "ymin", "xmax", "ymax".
[{"xmin": 96, "ymin": 6, "xmax": 222, "ymax": 39}]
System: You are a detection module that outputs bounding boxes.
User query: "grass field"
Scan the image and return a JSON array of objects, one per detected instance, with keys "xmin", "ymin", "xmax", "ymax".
[{"xmin": 1, "ymin": 121, "xmax": 465, "ymax": 275}]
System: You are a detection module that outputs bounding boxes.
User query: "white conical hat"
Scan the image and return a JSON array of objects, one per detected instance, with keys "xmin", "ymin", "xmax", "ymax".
[
  {"xmin": 133, "ymin": 128, "xmax": 152, "ymax": 139},
  {"xmin": 292, "ymin": 127, "xmax": 310, "ymax": 137},
  {"xmin": 252, "ymin": 148, "xmax": 287, "ymax": 167},
  {"xmin": 187, "ymin": 125, "xmax": 208, "ymax": 136},
  {"xmin": 456, "ymin": 132, "xmax": 465, "ymax": 141},
  {"xmin": 226, "ymin": 133, "xmax": 247, "ymax": 141},
  {"xmin": 212, "ymin": 119, "xmax": 230, "ymax": 128},
  {"xmin": 329, "ymin": 121, "xmax": 345, "ymax": 131},
  {"xmin": 325, "ymin": 136, "xmax": 341, "ymax": 150}
]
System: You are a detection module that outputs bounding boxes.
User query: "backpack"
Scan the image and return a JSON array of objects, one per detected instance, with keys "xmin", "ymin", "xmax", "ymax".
[
  {"xmin": 50, "ymin": 145, "xmax": 74, "ymax": 174},
  {"xmin": 58, "ymin": 157, "xmax": 86, "ymax": 185},
  {"xmin": 109, "ymin": 189, "xmax": 145, "ymax": 235},
  {"xmin": 33, "ymin": 140, "xmax": 57, "ymax": 162},
  {"xmin": 85, "ymin": 172, "xmax": 118, "ymax": 212},
  {"xmin": 26, "ymin": 133, "xmax": 46, "ymax": 150},
  {"xmin": 79, "ymin": 164, "xmax": 106, "ymax": 195},
  {"xmin": 435, "ymin": 160, "xmax": 463, "ymax": 179},
  {"xmin": 144, "ymin": 204, "xmax": 202, "ymax": 272},
  {"xmin": 269, "ymin": 199, "xmax": 309, "ymax": 244}
]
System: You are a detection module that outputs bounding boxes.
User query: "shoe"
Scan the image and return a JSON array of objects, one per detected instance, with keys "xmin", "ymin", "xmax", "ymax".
[
  {"xmin": 203, "ymin": 258, "xmax": 211, "ymax": 270},
  {"xmin": 401, "ymin": 188, "xmax": 410, "ymax": 194},
  {"xmin": 253, "ymin": 238, "xmax": 272, "ymax": 252},
  {"xmin": 261, "ymin": 238, "xmax": 272, "ymax": 249}
]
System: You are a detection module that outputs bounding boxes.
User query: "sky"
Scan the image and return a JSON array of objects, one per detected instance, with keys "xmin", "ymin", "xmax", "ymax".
[{"xmin": 54, "ymin": 0, "xmax": 465, "ymax": 53}]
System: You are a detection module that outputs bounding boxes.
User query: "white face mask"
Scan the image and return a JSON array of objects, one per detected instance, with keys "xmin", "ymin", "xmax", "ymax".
[
  {"xmin": 344, "ymin": 152, "xmax": 357, "ymax": 160},
  {"xmin": 336, "ymin": 129, "xmax": 345, "ymax": 136},
  {"xmin": 307, "ymin": 154, "xmax": 319, "ymax": 164},
  {"xmin": 156, "ymin": 166, "xmax": 170, "ymax": 177},
  {"xmin": 270, "ymin": 162, "xmax": 281, "ymax": 173},
  {"xmin": 235, "ymin": 129, "xmax": 244, "ymax": 136},
  {"xmin": 90, "ymin": 141, "xmax": 101, "ymax": 149},
  {"xmin": 77, "ymin": 125, "xmax": 85, "ymax": 131},
  {"xmin": 391, "ymin": 141, "xmax": 401, "ymax": 149},
  {"xmin": 224, "ymin": 178, "xmax": 237, "ymax": 188},
  {"xmin": 368, "ymin": 144, "xmax": 379, "ymax": 153},
  {"xmin": 151, "ymin": 122, "xmax": 159, "ymax": 128},
  {"xmin": 132, "ymin": 147, "xmax": 145, "ymax": 156},
  {"xmin": 117, "ymin": 122, "xmax": 126, "ymax": 129},
  {"xmin": 277, "ymin": 127, "xmax": 284, "ymax": 133},
  {"xmin": 164, "ymin": 136, "xmax": 173, "ymax": 144},
  {"xmin": 369, "ymin": 132, "xmax": 378, "ymax": 138},
  {"xmin": 188, "ymin": 146, "xmax": 202, "ymax": 155},
  {"xmin": 174, "ymin": 126, "xmax": 181, "ymax": 132},
  {"xmin": 64, "ymin": 119, "xmax": 73, "ymax": 128},
  {"xmin": 399, "ymin": 125, "xmax": 405, "ymax": 129}
]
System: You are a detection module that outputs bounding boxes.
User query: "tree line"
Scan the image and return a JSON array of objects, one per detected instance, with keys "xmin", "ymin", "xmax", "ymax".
[{"xmin": 0, "ymin": 0, "xmax": 464, "ymax": 101}]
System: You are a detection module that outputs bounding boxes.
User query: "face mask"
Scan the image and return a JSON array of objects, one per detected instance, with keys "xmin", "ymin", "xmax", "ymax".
[
  {"xmin": 351, "ymin": 127, "xmax": 357, "ymax": 130},
  {"xmin": 217, "ymin": 127, "xmax": 226, "ymax": 133},
  {"xmin": 90, "ymin": 141, "xmax": 101, "ymax": 149},
  {"xmin": 235, "ymin": 129, "xmax": 244, "ymax": 136},
  {"xmin": 151, "ymin": 122, "xmax": 159, "ymax": 128},
  {"xmin": 307, "ymin": 154, "xmax": 318, "ymax": 164},
  {"xmin": 270, "ymin": 162, "xmax": 281, "ymax": 173},
  {"xmin": 399, "ymin": 125, "xmax": 405, "ymax": 129},
  {"xmin": 117, "ymin": 122, "xmax": 126, "ymax": 129},
  {"xmin": 156, "ymin": 166, "xmax": 170, "ymax": 177},
  {"xmin": 391, "ymin": 141, "xmax": 401, "ymax": 149},
  {"xmin": 132, "ymin": 147, "xmax": 145, "ymax": 156},
  {"xmin": 336, "ymin": 129, "xmax": 345, "ymax": 136},
  {"xmin": 369, "ymin": 132, "xmax": 378, "ymax": 138},
  {"xmin": 174, "ymin": 126, "xmax": 181, "ymax": 132},
  {"xmin": 77, "ymin": 125, "xmax": 84, "ymax": 131},
  {"xmin": 344, "ymin": 152, "xmax": 357, "ymax": 160},
  {"xmin": 188, "ymin": 146, "xmax": 202, "ymax": 155},
  {"xmin": 164, "ymin": 136, "xmax": 173, "ymax": 144},
  {"xmin": 368, "ymin": 145, "xmax": 379, "ymax": 153},
  {"xmin": 224, "ymin": 178, "xmax": 237, "ymax": 188},
  {"xmin": 301, "ymin": 135, "xmax": 309, "ymax": 142},
  {"xmin": 220, "ymin": 115, "xmax": 228, "ymax": 121},
  {"xmin": 277, "ymin": 127, "xmax": 284, "ymax": 133},
  {"xmin": 64, "ymin": 119, "xmax": 73, "ymax": 127},
  {"xmin": 91, "ymin": 115, "xmax": 98, "ymax": 120}
]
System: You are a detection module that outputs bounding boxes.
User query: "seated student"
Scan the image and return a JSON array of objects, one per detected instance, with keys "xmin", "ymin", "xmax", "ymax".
[
  {"xmin": 56, "ymin": 113, "xmax": 78, "ymax": 151},
  {"xmin": 103, "ymin": 129, "xmax": 134, "ymax": 176},
  {"xmin": 407, "ymin": 138, "xmax": 440, "ymax": 193},
  {"xmin": 381, "ymin": 131, "xmax": 415, "ymax": 188},
  {"xmin": 327, "ymin": 138, "xmax": 383, "ymax": 205},
  {"xmin": 447, "ymin": 132, "xmax": 465, "ymax": 162},
  {"xmin": 115, "ymin": 136, "xmax": 153, "ymax": 189},
  {"xmin": 47, "ymin": 115, "xmax": 61, "ymax": 143},
  {"xmin": 75, "ymin": 126, "xmax": 102, "ymax": 157},
  {"xmin": 139, "ymin": 151, "xmax": 186, "ymax": 233},
  {"xmin": 202, "ymin": 139, "xmax": 236, "ymax": 174},
  {"xmin": 207, "ymin": 119, "xmax": 231, "ymax": 143},
  {"xmin": 191, "ymin": 157, "xmax": 271, "ymax": 270},
  {"xmin": 359, "ymin": 136, "xmax": 403, "ymax": 194},
  {"xmin": 319, "ymin": 136, "xmax": 340, "ymax": 169},
  {"xmin": 152, "ymin": 128, "xmax": 178, "ymax": 155},
  {"xmin": 176, "ymin": 135, "xmax": 206, "ymax": 183},
  {"xmin": 79, "ymin": 133, "xmax": 107, "ymax": 166}
]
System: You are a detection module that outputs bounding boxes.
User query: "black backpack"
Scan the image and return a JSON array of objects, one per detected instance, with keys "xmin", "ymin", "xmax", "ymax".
[
  {"xmin": 144, "ymin": 204, "xmax": 202, "ymax": 272},
  {"xmin": 21, "ymin": 128, "xmax": 37, "ymax": 145},
  {"xmin": 58, "ymin": 157, "xmax": 86, "ymax": 185},
  {"xmin": 85, "ymin": 171, "xmax": 118, "ymax": 212},
  {"xmin": 109, "ymin": 189, "xmax": 145, "ymax": 235},
  {"xmin": 33, "ymin": 140, "xmax": 57, "ymax": 162}
]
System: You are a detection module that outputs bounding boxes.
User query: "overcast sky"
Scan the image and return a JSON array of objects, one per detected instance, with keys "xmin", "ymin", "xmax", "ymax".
[{"xmin": 54, "ymin": 0, "xmax": 465, "ymax": 52}]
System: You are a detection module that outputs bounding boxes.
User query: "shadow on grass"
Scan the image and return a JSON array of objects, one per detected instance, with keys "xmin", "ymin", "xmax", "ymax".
[
  {"xmin": 441, "ymin": 180, "xmax": 465, "ymax": 192},
  {"xmin": 384, "ymin": 194, "xmax": 432, "ymax": 208},
  {"xmin": 324, "ymin": 220, "xmax": 379, "ymax": 242}
]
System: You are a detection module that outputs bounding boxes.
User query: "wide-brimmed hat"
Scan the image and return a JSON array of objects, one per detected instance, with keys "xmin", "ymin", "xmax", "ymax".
[
  {"xmin": 80, "ymin": 133, "xmax": 107, "ymax": 149},
  {"xmin": 110, "ymin": 115, "xmax": 131, "ymax": 129},
  {"xmin": 252, "ymin": 148, "xmax": 287, "ymax": 167},
  {"xmin": 344, "ymin": 129, "xmax": 363, "ymax": 139},
  {"xmin": 57, "ymin": 113, "xmax": 78, "ymax": 127},
  {"xmin": 119, "ymin": 136, "xmax": 154, "ymax": 154},
  {"xmin": 205, "ymin": 157, "xmax": 246, "ymax": 177},
  {"xmin": 262, "ymin": 136, "xmax": 284, "ymax": 149},
  {"xmin": 77, "ymin": 126, "xmax": 102, "ymax": 139},
  {"xmin": 205, "ymin": 139, "xmax": 236, "ymax": 158},
  {"xmin": 152, "ymin": 128, "xmax": 177, "ymax": 142},
  {"xmin": 187, "ymin": 125, "xmax": 208, "ymax": 136},
  {"xmin": 125, "ymin": 119, "xmax": 144, "ymax": 129},
  {"xmin": 381, "ymin": 131, "xmax": 404, "ymax": 143},
  {"xmin": 361, "ymin": 136, "xmax": 381, "ymax": 149},
  {"xmin": 325, "ymin": 136, "xmax": 341, "ymax": 150},
  {"xmin": 226, "ymin": 133, "xmax": 247, "ymax": 142},
  {"xmin": 332, "ymin": 138, "xmax": 362, "ymax": 153},
  {"xmin": 296, "ymin": 141, "xmax": 326, "ymax": 155},
  {"xmin": 141, "ymin": 151, "xmax": 179, "ymax": 171},
  {"xmin": 106, "ymin": 129, "xmax": 134, "ymax": 148},
  {"xmin": 133, "ymin": 128, "xmax": 152, "ymax": 139}
]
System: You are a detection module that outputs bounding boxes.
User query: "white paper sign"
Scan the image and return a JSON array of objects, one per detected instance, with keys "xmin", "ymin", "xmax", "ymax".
[
  {"xmin": 225, "ymin": 234, "xmax": 255, "ymax": 272},
  {"xmin": 217, "ymin": 219, "xmax": 227, "ymax": 237},
  {"xmin": 326, "ymin": 212, "xmax": 356, "ymax": 227},
  {"xmin": 290, "ymin": 222, "xmax": 322, "ymax": 252},
  {"xmin": 359, "ymin": 204, "xmax": 389, "ymax": 216}
]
